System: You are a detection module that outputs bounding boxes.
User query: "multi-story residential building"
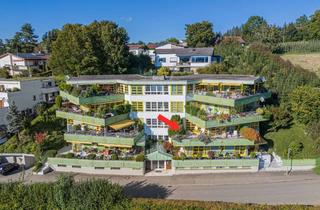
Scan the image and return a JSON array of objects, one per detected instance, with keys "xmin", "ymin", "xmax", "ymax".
[
  {"xmin": 49, "ymin": 74, "xmax": 271, "ymax": 175},
  {"xmin": 155, "ymin": 46, "xmax": 221, "ymax": 72},
  {"xmin": 0, "ymin": 53, "xmax": 49, "ymax": 76},
  {"xmin": 0, "ymin": 78, "xmax": 59, "ymax": 127}
]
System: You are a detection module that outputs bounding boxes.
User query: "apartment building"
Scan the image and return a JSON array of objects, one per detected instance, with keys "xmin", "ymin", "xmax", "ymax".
[
  {"xmin": 0, "ymin": 78, "xmax": 59, "ymax": 126},
  {"xmin": 50, "ymin": 74, "xmax": 271, "ymax": 175},
  {"xmin": 0, "ymin": 53, "xmax": 49, "ymax": 76}
]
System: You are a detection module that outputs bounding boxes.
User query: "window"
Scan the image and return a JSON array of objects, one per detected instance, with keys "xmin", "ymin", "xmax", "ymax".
[
  {"xmin": 57, "ymin": 164, "xmax": 66, "ymax": 167},
  {"xmin": 146, "ymin": 118, "xmax": 168, "ymax": 128},
  {"xmin": 145, "ymin": 102, "xmax": 169, "ymax": 112},
  {"xmin": 72, "ymin": 165, "xmax": 81, "ymax": 168},
  {"xmin": 171, "ymin": 102, "xmax": 184, "ymax": 113},
  {"xmin": 145, "ymin": 85, "xmax": 168, "ymax": 95},
  {"xmin": 131, "ymin": 85, "xmax": 143, "ymax": 95},
  {"xmin": 131, "ymin": 101, "xmax": 143, "ymax": 112},
  {"xmin": 94, "ymin": 167, "xmax": 104, "ymax": 170},
  {"xmin": 191, "ymin": 56, "xmax": 209, "ymax": 63},
  {"xmin": 159, "ymin": 58, "xmax": 166, "ymax": 62},
  {"xmin": 171, "ymin": 85, "xmax": 183, "ymax": 95},
  {"xmin": 170, "ymin": 57, "xmax": 177, "ymax": 63},
  {"xmin": 33, "ymin": 95, "xmax": 36, "ymax": 101}
]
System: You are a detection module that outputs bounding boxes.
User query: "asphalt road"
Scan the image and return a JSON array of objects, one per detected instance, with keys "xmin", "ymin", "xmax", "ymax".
[{"xmin": 1, "ymin": 169, "xmax": 320, "ymax": 205}]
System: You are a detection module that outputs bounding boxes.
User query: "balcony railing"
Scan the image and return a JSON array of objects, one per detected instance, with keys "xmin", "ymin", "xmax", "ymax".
[
  {"xmin": 188, "ymin": 91, "xmax": 271, "ymax": 107},
  {"xmin": 56, "ymin": 110, "xmax": 129, "ymax": 126},
  {"xmin": 64, "ymin": 130, "xmax": 145, "ymax": 147},
  {"xmin": 60, "ymin": 90, "xmax": 124, "ymax": 105},
  {"xmin": 171, "ymin": 137, "xmax": 255, "ymax": 147},
  {"xmin": 48, "ymin": 157, "xmax": 144, "ymax": 169},
  {"xmin": 185, "ymin": 112, "xmax": 268, "ymax": 129}
]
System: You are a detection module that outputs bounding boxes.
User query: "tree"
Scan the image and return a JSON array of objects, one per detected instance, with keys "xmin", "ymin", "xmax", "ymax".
[
  {"xmin": 128, "ymin": 54, "xmax": 153, "ymax": 74},
  {"xmin": 165, "ymin": 37, "xmax": 179, "ymax": 44},
  {"xmin": 156, "ymin": 67, "xmax": 170, "ymax": 76},
  {"xmin": 0, "ymin": 39, "xmax": 6, "ymax": 54},
  {"xmin": 167, "ymin": 115, "xmax": 185, "ymax": 137},
  {"xmin": 307, "ymin": 10, "xmax": 320, "ymax": 40},
  {"xmin": 41, "ymin": 29, "xmax": 59, "ymax": 53},
  {"xmin": 240, "ymin": 127, "xmax": 261, "ymax": 142},
  {"xmin": 289, "ymin": 86, "xmax": 320, "ymax": 125},
  {"xmin": 242, "ymin": 16, "xmax": 269, "ymax": 42},
  {"xmin": 49, "ymin": 21, "xmax": 130, "ymax": 76},
  {"xmin": 7, "ymin": 23, "xmax": 38, "ymax": 53},
  {"xmin": 197, "ymin": 63, "xmax": 227, "ymax": 74},
  {"xmin": 282, "ymin": 23, "xmax": 300, "ymax": 42},
  {"xmin": 185, "ymin": 21, "xmax": 215, "ymax": 47},
  {"xmin": 268, "ymin": 105, "xmax": 292, "ymax": 131},
  {"xmin": 0, "ymin": 68, "xmax": 10, "ymax": 78},
  {"xmin": 6, "ymin": 101, "xmax": 22, "ymax": 135},
  {"xmin": 55, "ymin": 95, "xmax": 62, "ymax": 108},
  {"xmin": 35, "ymin": 102, "xmax": 48, "ymax": 116}
]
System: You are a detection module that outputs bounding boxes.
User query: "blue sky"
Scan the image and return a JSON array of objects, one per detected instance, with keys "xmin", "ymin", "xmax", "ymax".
[{"xmin": 0, "ymin": 0, "xmax": 320, "ymax": 43}]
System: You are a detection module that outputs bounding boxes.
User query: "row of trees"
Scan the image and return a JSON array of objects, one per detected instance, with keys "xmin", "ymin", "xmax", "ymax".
[{"xmin": 226, "ymin": 10, "xmax": 320, "ymax": 46}]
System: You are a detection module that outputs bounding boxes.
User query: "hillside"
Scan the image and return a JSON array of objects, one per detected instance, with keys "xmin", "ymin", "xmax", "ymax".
[{"xmin": 281, "ymin": 53, "xmax": 320, "ymax": 77}]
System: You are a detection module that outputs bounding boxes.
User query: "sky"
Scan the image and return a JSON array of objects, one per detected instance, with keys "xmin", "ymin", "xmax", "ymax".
[{"xmin": 0, "ymin": 0, "xmax": 320, "ymax": 43}]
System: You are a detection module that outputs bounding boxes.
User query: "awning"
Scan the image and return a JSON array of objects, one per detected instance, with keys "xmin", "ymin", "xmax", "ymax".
[{"xmin": 109, "ymin": 119, "xmax": 135, "ymax": 131}]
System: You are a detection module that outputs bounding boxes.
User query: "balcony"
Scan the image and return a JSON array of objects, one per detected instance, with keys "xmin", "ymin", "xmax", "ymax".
[
  {"xmin": 185, "ymin": 112, "xmax": 268, "ymax": 129},
  {"xmin": 64, "ymin": 130, "xmax": 145, "ymax": 147},
  {"xmin": 188, "ymin": 91, "xmax": 271, "ymax": 107},
  {"xmin": 60, "ymin": 90, "xmax": 124, "ymax": 105},
  {"xmin": 56, "ymin": 110, "xmax": 129, "ymax": 126},
  {"xmin": 171, "ymin": 136, "xmax": 254, "ymax": 147}
]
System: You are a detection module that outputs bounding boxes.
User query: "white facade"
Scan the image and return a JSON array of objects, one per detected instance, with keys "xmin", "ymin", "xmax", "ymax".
[
  {"xmin": 0, "ymin": 53, "xmax": 48, "ymax": 76},
  {"xmin": 0, "ymin": 78, "xmax": 59, "ymax": 126}
]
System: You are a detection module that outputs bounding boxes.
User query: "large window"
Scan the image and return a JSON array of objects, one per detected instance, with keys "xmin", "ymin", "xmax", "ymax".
[
  {"xmin": 146, "ymin": 102, "xmax": 169, "ymax": 112},
  {"xmin": 145, "ymin": 85, "xmax": 168, "ymax": 95},
  {"xmin": 131, "ymin": 85, "xmax": 143, "ymax": 95},
  {"xmin": 171, "ymin": 85, "xmax": 183, "ymax": 95},
  {"xmin": 131, "ymin": 101, "xmax": 144, "ymax": 112},
  {"xmin": 191, "ymin": 56, "xmax": 209, "ymax": 63},
  {"xmin": 171, "ymin": 101, "xmax": 184, "ymax": 113},
  {"xmin": 146, "ymin": 118, "xmax": 168, "ymax": 128}
]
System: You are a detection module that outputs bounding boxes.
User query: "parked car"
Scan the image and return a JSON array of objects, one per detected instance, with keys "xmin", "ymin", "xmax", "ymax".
[{"xmin": 0, "ymin": 163, "xmax": 20, "ymax": 175}]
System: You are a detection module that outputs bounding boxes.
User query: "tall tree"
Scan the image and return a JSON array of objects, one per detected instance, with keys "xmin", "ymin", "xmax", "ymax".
[
  {"xmin": 185, "ymin": 21, "xmax": 215, "ymax": 47},
  {"xmin": 165, "ymin": 37, "xmax": 179, "ymax": 44},
  {"xmin": 6, "ymin": 101, "xmax": 22, "ymax": 135},
  {"xmin": 8, "ymin": 23, "xmax": 38, "ymax": 53},
  {"xmin": 307, "ymin": 10, "xmax": 320, "ymax": 40},
  {"xmin": 0, "ymin": 39, "xmax": 6, "ymax": 54},
  {"xmin": 49, "ymin": 21, "xmax": 129, "ymax": 76},
  {"xmin": 242, "ymin": 16, "xmax": 269, "ymax": 42},
  {"xmin": 41, "ymin": 29, "xmax": 59, "ymax": 53}
]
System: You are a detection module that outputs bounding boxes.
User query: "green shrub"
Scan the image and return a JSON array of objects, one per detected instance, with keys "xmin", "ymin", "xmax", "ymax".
[
  {"xmin": 44, "ymin": 150, "xmax": 58, "ymax": 159},
  {"xmin": 33, "ymin": 161, "xmax": 43, "ymax": 172},
  {"xmin": 135, "ymin": 153, "xmax": 145, "ymax": 162},
  {"xmin": 63, "ymin": 153, "xmax": 74, "ymax": 159},
  {"xmin": 111, "ymin": 154, "xmax": 118, "ymax": 160},
  {"xmin": 86, "ymin": 153, "xmax": 96, "ymax": 160},
  {"xmin": 55, "ymin": 95, "xmax": 62, "ymax": 108}
]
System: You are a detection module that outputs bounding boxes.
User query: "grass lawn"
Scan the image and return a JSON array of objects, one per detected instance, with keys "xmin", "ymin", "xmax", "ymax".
[
  {"xmin": 264, "ymin": 124, "xmax": 318, "ymax": 159},
  {"xmin": 281, "ymin": 53, "xmax": 320, "ymax": 76}
]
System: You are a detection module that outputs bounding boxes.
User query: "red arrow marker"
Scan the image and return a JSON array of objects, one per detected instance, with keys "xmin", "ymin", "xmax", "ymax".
[{"xmin": 157, "ymin": 114, "xmax": 180, "ymax": 131}]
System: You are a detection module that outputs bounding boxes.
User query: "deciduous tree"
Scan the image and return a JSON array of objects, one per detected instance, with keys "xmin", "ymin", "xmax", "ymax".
[{"xmin": 185, "ymin": 21, "xmax": 215, "ymax": 47}]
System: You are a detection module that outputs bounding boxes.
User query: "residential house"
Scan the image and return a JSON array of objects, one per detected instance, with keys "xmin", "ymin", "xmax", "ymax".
[
  {"xmin": 0, "ymin": 77, "xmax": 59, "ymax": 127},
  {"xmin": 0, "ymin": 53, "xmax": 49, "ymax": 76}
]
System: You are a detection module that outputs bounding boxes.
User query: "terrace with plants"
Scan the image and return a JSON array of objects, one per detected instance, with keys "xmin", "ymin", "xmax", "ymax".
[
  {"xmin": 185, "ymin": 104, "xmax": 269, "ymax": 127},
  {"xmin": 56, "ymin": 144, "xmax": 145, "ymax": 162}
]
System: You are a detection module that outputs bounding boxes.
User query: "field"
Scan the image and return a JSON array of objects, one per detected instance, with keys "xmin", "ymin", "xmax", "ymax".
[{"xmin": 281, "ymin": 53, "xmax": 320, "ymax": 76}]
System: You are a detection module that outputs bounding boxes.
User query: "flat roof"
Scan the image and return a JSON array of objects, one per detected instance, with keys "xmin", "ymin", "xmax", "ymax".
[
  {"xmin": 67, "ymin": 74, "xmax": 264, "ymax": 85},
  {"xmin": 155, "ymin": 47, "xmax": 214, "ymax": 56},
  {"xmin": 0, "ymin": 77, "xmax": 54, "ymax": 82}
]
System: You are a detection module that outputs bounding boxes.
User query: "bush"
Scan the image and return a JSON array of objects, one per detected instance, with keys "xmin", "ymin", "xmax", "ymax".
[
  {"xmin": 62, "ymin": 153, "xmax": 74, "ymax": 159},
  {"xmin": 157, "ymin": 67, "xmax": 170, "ymax": 76},
  {"xmin": 240, "ymin": 127, "xmax": 261, "ymax": 142},
  {"xmin": 55, "ymin": 95, "xmax": 62, "ymax": 108},
  {"xmin": 111, "ymin": 154, "xmax": 118, "ymax": 160},
  {"xmin": 44, "ymin": 150, "xmax": 58, "ymax": 159},
  {"xmin": 207, "ymin": 151, "xmax": 214, "ymax": 159},
  {"xmin": 255, "ymin": 108, "xmax": 264, "ymax": 115},
  {"xmin": 87, "ymin": 153, "xmax": 96, "ymax": 160},
  {"xmin": 135, "ymin": 153, "xmax": 145, "ymax": 162},
  {"xmin": 33, "ymin": 161, "xmax": 43, "ymax": 172},
  {"xmin": 250, "ymin": 152, "xmax": 256, "ymax": 159}
]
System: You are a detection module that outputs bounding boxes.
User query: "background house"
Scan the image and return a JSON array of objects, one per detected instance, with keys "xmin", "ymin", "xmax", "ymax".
[{"xmin": 0, "ymin": 53, "xmax": 49, "ymax": 76}]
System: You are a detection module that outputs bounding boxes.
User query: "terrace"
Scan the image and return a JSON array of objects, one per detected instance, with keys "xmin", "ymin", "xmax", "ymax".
[
  {"xmin": 188, "ymin": 89, "xmax": 271, "ymax": 107},
  {"xmin": 57, "ymin": 102, "xmax": 131, "ymax": 126}
]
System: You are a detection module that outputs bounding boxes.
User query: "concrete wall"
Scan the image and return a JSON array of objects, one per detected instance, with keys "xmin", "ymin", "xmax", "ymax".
[
  {"xmin": 50, "ymin": 164, "xmax": 145, "ymax": 176},
  {"xmin": 0, "ymin": 153, "xmax": 35, "ymax": 169}
]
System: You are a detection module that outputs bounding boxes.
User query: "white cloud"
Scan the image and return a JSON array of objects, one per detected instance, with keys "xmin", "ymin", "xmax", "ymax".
[{"xmin": 121, "ymin": 16, "xmax": 133, "ymax": 23}]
